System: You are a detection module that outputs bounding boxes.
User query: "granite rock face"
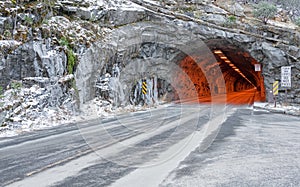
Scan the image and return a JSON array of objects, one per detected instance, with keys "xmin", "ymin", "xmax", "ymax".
[{"xmin": 0, "ymin": 0, "xmax": 150, "ymax": 129}]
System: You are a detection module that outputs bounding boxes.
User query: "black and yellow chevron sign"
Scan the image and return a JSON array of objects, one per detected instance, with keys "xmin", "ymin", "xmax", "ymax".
[
  {"xmin": 142, "ymin": 80, "xmax": 147, "ymax": 95},
  {"xmin": 273, "ymin": 81, "xmax": 279, "ymax": 95}
]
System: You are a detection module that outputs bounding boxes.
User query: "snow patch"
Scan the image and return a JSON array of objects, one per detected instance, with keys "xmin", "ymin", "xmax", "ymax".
[{"xmin": 254, "ymin": 102, "xmax": 300, "ymax": 116}]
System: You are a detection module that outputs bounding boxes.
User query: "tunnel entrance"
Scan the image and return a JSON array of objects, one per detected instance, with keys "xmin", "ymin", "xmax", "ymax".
[
  {"xmin": 94, "ymin": 40, "xmax": 266, "ymax": 106},
  {"xmin": 206, "ymin": 39, "xmax": 266, "ymax": 104},
  {"xmin": 170, "ymin": 39, "xmax": 266, "ymax": 105}
]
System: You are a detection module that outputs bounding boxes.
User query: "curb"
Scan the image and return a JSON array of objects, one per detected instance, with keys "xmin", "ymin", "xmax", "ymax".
[{"xmin": 253, "ymin": 106, "xmax": 300, "ymax": 116}]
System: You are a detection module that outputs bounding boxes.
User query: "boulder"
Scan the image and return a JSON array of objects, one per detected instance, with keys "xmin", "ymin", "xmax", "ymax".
[
  {"xmin": 261, "ymin": 42, "xmax": 288, "ymax": 68},
  {"xmin": 201, "ymin": 14, "xmax": 227, "ymax": 25}
]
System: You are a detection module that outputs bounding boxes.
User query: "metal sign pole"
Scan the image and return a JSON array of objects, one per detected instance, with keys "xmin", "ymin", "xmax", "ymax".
[{"xmin": 285, "ymin": 88, "xmax": 287, "ymax": 106}]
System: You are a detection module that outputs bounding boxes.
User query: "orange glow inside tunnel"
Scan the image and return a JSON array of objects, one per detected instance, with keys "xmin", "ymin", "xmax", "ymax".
[{"xmin": 172, "ymin": 54, "xmax": 266, "ymax": 105}]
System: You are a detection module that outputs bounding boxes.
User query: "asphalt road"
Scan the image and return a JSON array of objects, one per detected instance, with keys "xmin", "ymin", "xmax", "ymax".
[
  {"xmin": 161, "ymin": 108, "xmax": 300, "ymax": 187},
  {"xmin": 0, "ymin": 93, "xmax": 299, "ymax": 186},
  {"xmin": 197, "ymin": 88, "xmax": 260, "ymax": 105},
  {"xmin": 0, "ymin": 103, "xmax": 218, "ymax": 187}
]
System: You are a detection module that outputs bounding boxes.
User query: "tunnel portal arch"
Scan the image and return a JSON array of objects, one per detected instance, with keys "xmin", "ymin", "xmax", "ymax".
[{"xmin": 75, "ymin": 22, "xmax": 285, "ymax": 107}]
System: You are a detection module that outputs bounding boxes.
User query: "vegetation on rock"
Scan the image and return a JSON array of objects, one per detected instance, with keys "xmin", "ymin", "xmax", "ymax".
[
  {"xmin": 253, "ymin": 1, "xmax": 277, "ymax": 24},
  {"xmin": 295, "ymin": 18, "xmax": 300, "ymax": 27},
  {"xmin": 67, "ymin": 49, "xmax": 76, "ymax": 75},
  {"xmin": 0, "ymin": 86, "xmax": 3, "ymax": 99},
  {"xmin": 10, "ymin": 81, "xmax": 22, "ymax": 96},
  {"xmin": 224, "ymin": 15, "xmax": 237, "ymax": 27},
  {"xmin": 59, "ymin": 36, "xmax": 77, "ymax": 75}
]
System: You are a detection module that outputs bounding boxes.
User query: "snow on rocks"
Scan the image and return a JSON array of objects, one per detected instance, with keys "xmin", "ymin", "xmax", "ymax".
[
  {"xmin": 0, "ymin": 84, "xmax": 73, "ymax": 137},
  {"xmin": 0, "ymin": 40, "xmax": 22, "ymax": 48},
  {"xmin": 74, "ymin": 96, "xmax": 161, "ymax": 122},
  {"xmin": 0, "ymin": 40, "xmax": 22, "ymax": 55},
  {"xmin": 40, "ymin": 16, "xmax": 104, "ymax": 50},
  {"xmin": 58, "ymin": 74, "xmax": 75, "ymax": 83}
]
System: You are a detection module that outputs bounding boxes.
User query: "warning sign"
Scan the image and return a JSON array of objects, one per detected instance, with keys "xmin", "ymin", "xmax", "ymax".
[
  {"xmin": 142, "ymin": 80, "xmax": 147, "ymax": 95},
  {"xmin": 273, "ymin": 81, "xmax": 279, "ymax": 95},
  {"xmin": 281, "ymin": 66, "xmax": 291, "ymax": 88}
]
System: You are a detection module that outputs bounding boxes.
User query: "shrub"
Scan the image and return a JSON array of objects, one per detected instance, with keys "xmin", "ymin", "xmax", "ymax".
[
  {"xmin": 24, "ymin": 15, "xmax": 33, "ymax": 25},
  {"xmin": 11, "ymin": 82, "xmax": 22, "ymax": 90},
  {"xmin": 228, "ymin": 15, "xmax": 237, "ymax": 25},
  {"xmin": 3, "ymin": 30, "xmax": 12, "ymax": 39},
  {"xmin": 253, "ymin": 2, "xmax": 277, "ymax": 24},
  {"xmin": 10, "ymin": 81, "xmax": 22, "ymax": 96},
  {"xmin": 0, "ymin": 86, "xmax": 3, "ymax": 99},
  {"xmin": 59, "ymin": 37, "xmax": 77, "ymax": 75},
  {"xmin": 295, "ymin": 17, "xmax": 300, "ymax": 26},
  {"xmin": 224, "ymin": 15, "xmax": 237, "ymax": 28},
  {"xmin": 228, "ymin": 15, "xmax": 237, "ymax": 23},
  {"xmin": 67, "ymin": 49, "xmax": 76, "ymax": 74},
  {"xmin": 59, "ymin": 37, "xmax": 69, "ymax": 47}
]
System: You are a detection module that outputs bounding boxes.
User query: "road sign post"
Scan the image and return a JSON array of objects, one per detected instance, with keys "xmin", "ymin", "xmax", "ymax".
[
  {"xmin": 281, "ymin": 66, "xmax": 291, "ymax": 105},
  {"xmin": 273, "ymin": 81, "xmax": 279, "ymax": 107},
  {"xmin": 268, "ymin": 90, "xmax": 274, "ymax": 103}
]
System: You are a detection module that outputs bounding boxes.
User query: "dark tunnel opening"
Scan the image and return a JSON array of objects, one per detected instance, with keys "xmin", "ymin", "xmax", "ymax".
[
  {"xmin": 171, "ymin": 39, "xmax": 266, "ymax": 105},
  {"xmin": 207, "ymin": 39, "xmax": 266, "ymax": 104}
]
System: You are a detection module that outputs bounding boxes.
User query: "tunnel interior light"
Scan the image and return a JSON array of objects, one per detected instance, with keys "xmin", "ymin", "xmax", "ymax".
[
  {"xmin": 213, "ymin": 49, "xmax": 257, "ymax": 88},
  {"xmin": 214, "ymin": 50, "xmax": 223, "ymax": 54}
]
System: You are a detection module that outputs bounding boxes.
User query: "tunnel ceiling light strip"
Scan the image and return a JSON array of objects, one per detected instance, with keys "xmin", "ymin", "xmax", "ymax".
[
  {"xmin": 214, "ymin": 49, "xmax": 256, "ymax": 87},
  {"xmin": 239, "ymin": 73, "xmax": 255, "ymax": 87},
  {"xmin": 214, "ymin": 50, "xmax": 223, "ymax": 54}
]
